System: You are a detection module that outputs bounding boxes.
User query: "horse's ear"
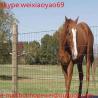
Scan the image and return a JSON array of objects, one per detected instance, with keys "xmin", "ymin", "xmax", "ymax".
[
  {"xmin": 65, "ymin": 16, "xmax": 68, "ymax": 22},
  {"xmin": 75, "ymin": 16, "xmax": 79, "ymax": 23}
]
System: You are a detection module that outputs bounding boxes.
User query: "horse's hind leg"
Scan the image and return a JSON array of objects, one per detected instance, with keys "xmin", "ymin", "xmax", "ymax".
[
  {"xmin": 77, "ymin": 60, "xmax": 83, "ymax": 98},
  {"xmin": 85, "ymin": 31, "xmax": 94, "ymax": 97},
  {"xmin": 86, "ymin": 52, "xmax": 94, "ymax": 97},
  {"xmin": 86, "ymin": 60, "xmax": 91, "ymax": 98}
]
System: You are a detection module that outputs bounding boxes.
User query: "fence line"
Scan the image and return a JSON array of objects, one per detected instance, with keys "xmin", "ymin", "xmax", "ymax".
[
  {"xmin": 18, "ymin": 26, "xmax": 98, "ymax": 42},
  {"xmin": 0, "ymin": 25, "xmax": 98, "ymax": 95}
]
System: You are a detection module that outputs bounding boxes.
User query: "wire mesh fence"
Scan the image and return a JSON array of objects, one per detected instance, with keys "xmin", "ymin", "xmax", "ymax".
[
  {"xmin": 0, "ymin": 25, "xmax": 98, "ymax": 97},
  {"xmin": 18, "ymin": 26, "xmax": 98, "ymax": 95}
]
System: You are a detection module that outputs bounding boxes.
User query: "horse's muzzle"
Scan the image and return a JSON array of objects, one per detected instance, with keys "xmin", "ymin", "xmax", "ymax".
[{"xmin": 72, "ymin": 49, "xmax": 78, "ymax": 60}]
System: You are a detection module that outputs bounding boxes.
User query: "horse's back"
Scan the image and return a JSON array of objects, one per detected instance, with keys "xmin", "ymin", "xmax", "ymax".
[
  {"xmin": 77, "ymin": 22, "xmax": 94, "ymax": 38},
  {"xmin": 77, "ymin": 22, "xmax": 94, "ymax": 44}
]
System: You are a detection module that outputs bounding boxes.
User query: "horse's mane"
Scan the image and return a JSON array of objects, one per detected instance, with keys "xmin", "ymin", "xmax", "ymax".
[
  {"xmin": 58, "ymin": 22, "xmax": 71, "ymax": 56},
  {"xmin": 58, "ymin": 23, "xmax": 65, "ymax": 33},
  {"xmin": 58, "ymin": 23, "xmax": 65, "ymax": 44}
]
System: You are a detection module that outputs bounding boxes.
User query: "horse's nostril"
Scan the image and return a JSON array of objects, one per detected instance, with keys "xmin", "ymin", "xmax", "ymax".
[{"xmin": 72, "ymin": 55, "xmax": 77, "ymax": 60}]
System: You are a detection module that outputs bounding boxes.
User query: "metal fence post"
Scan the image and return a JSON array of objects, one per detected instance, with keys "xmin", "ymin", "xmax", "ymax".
[{"xmin": 12, "ymin": 21, "xmax": 18, "ymax": 93}]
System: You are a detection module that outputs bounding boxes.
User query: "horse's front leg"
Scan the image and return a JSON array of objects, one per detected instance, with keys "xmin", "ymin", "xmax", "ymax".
[
  {"xmin": 59, "ymin": 51, "xmax": 72, "ymax": 98},
  {"xmin": 66, "ymin": 61, "xmax": 74, "ymax": 98},
  {"xmin": 61, "ymin": 64, "xmax": 68, "ymax": 98},
  {"xmin": 63, "ymin": 71, "xmax": 69, "ymax": 98}
]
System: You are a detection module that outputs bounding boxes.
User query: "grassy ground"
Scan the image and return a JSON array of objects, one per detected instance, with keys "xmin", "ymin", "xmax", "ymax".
[{"xmin": 0, "ymin": 64, "xmax": 98, "ymax": 95}]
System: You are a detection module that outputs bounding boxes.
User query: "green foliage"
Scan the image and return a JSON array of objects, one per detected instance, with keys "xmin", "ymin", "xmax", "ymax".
[
  {"xmin": 40, "ymin": 33, "xmax": 58, "ymax": 64},
  {"xmin": 0, "ymin": 0, "xmax": 14, "ymax": 64},
  {"xmin": 18, "ymin": 41, "xmax": 40, "ymax": 65},
  {"xmin": 40, "ymin": 34, "xmax": 53, "ymax": 64},
  {"xmin": 18, "ymin": 31, "xmax": 59, "ymax": 65},
  {"xmin": 26, "ymin": 41, "xmax": 40, "ymax": 64}
]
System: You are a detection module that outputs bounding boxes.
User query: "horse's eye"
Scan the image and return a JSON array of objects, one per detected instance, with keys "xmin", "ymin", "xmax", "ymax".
[
  {"xmin": 68, "ymin": 32, "xmax": 71, "ymax": 35},
  {"xmin": 68, "ymin": 29, "xmax": 72, "ymax": 36},
  {"xmin": 68, "ymin": 31, "xmax": 71, "ymax": 36}
]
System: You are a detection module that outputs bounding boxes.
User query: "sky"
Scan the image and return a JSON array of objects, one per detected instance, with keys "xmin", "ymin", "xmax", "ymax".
[
  {"xmin": 5, "ymin": 0, "xmax": 98, "ymax": 42},
  {"xmin": 5, "ymin": 0, "xmax": 98, "ymax": 32}
]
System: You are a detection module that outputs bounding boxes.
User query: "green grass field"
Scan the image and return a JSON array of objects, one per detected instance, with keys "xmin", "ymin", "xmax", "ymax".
[{"xmin": 0, "ymin": 64, "xmax": 98, "ymax": 95}]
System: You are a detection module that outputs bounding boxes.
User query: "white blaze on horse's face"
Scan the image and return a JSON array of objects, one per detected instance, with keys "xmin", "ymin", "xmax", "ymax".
[{"xmin": 71, "ymin": 28, "xmax": 78, "ymax": 60}]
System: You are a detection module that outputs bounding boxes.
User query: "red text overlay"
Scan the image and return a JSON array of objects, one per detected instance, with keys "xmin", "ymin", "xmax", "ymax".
[
  {"xmin": 0, "ymin": 2, "xmax": 64, "ymax": 9},
  {"xmin": 0, "ymin": 93, "xmax": 94, "ymax": 98}
]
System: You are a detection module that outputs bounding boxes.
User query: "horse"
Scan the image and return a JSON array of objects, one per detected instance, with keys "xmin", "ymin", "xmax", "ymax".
[{"xmin": 58, "ymin": 16, "xmax": 94, "ymax": 98}]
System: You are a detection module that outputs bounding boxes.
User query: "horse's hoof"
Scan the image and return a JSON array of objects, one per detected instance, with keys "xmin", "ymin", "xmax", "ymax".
[
  {"xmin": 78, "ymin": 94, "xmax": 81, "ymax": 98},
  {"xmin": 65, "ymin": 93, "xmax": 69, "ymax": 98}
]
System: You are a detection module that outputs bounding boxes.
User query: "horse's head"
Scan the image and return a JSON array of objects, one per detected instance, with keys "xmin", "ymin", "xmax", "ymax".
[{"xmin": 64, "ymin": 16, "xmax": 79, "ymax": 60}]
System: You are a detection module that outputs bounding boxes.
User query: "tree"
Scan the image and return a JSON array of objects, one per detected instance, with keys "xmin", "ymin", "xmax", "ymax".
[
  {"xmin": 50, "ymin": 31, "xmax": 59, "ymax": 64},
  {"xmin": 40, "ymin": 34, "xmax": 52, "ymax": 64},
  {"xmin": 19, "ymin": 32, "xmax": 59, "ymax": 65},
  {"xmin": 29, "ymin": 41, "xmax": 40, "ymax": 64},
  {"xmin": 0, "ymin": 0, "xmax": 15, "ymax": 64},
  {"xmin": 40, "ymin": 33, "xmax": 59, "ymax": 65},
  {"xmin": 22, "ymin": 41, "xmax": 40, "ymax": 65}
]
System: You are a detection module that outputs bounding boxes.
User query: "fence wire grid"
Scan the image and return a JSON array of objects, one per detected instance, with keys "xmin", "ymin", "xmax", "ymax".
[{"xmin": 0, "ymin": 26, "xmax": 98, "ymax": 97}]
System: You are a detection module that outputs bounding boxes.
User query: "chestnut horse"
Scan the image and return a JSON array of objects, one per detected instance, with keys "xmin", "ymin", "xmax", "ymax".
[{"xmin": 58, "ymin": 16, "xmax": 94, "ymax": 98}]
